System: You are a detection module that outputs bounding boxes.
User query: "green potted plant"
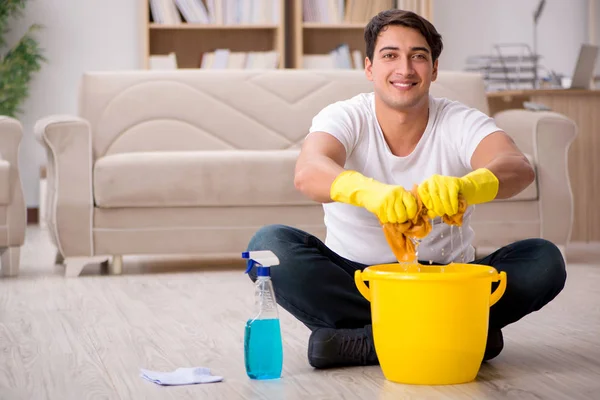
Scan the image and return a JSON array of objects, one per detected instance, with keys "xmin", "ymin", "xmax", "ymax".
[{"xmin": 0, "ymin": 0, "xmax": 45, "ymax": 117}]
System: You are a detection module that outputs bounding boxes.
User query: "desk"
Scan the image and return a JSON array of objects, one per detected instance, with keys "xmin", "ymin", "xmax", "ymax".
[{"xmin": 488, "ymin": 89, "xmax": 600, "ymax": 242}]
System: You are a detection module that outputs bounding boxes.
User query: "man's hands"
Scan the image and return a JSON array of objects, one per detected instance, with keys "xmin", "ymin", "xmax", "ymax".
[
  {"xmin": 330, "ymin": 171, "xmax": 417, "ymax": 224},
  {"xmin": 417, "ymin": 168, "xmax": 500, "ymax": 218},
  {"xmin": 329, "ymin": 168, "xmax": 499, "ymax": 222}
]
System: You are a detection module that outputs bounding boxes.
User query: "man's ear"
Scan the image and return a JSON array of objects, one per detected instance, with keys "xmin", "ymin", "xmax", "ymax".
[
  {"xmin": 365, "ymin": 57, "xmax": 373, "ymax": 81},
  {"xmin": 432, "ymin": 59, "xmax": 439, "ymax": 81}
]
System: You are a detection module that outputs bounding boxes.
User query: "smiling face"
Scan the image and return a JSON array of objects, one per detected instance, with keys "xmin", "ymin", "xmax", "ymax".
[{"xmin": 365, "ymin": 24, "xmax": 438, "ymax": 112}]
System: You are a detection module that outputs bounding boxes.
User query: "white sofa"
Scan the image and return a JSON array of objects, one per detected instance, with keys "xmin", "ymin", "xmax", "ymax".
[
  {"xmin": 35, "ymin": 70, "xmax": 577, "ymax": 277},
  {"xmin": 0, "ymin": 117, "xmax": 27, "ymax": 276}
]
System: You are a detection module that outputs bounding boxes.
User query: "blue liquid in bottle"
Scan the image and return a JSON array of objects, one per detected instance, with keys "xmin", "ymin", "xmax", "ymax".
[
  {"xmin": 242, "ymin": 250, "xmax": 284, "ymax": 380},
  {"xmin": 244, "ymin": 318, "xmax": 283, "ymax": 379}
]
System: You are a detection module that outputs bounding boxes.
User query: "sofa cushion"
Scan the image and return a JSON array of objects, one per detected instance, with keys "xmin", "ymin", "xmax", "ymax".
[
  {"xmin": 93, "ymin": 149, "xmax": 538, "ymax": 209},
  {"xmin": 0, "ymin": 159, "xmax": 10, "ymax": 205},
  {"xmin": 93, "ymin": 150, "xmax": 315, "ymax": 208}
]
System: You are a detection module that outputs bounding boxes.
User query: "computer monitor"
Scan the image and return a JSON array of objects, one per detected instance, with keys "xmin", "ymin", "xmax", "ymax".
[{"xmin": 570, "ymin": 44, "xmax": 599, "ymax": 89}]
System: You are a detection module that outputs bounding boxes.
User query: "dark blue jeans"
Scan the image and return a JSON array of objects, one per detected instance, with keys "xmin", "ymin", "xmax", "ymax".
[{"xmin": 246, "ymin": 224, "xmax": 566, "ymax": 331}]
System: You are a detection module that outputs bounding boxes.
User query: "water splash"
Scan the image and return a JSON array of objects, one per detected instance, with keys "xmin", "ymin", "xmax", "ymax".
[
  {"xmin": 440, "ymin": 224, "xmax": 445, "ymax": 259},
  {"xmin": 411, "ymin": 238, "xmax": 422, "ymax": 261}
]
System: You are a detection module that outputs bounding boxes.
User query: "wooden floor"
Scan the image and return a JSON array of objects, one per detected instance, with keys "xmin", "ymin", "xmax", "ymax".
[{"xmin": 1, "ymin": 227, "xmax": 600, "ymax": 400}]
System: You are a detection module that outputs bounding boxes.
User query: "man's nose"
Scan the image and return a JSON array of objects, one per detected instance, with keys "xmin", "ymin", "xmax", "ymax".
[{"xmin": 394, "ymin": 57, "xmax": 415, "ymax": 76}]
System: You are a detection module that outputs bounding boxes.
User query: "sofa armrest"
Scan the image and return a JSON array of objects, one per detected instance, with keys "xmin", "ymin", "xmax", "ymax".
[
  {"xmin": 0, "ymin": 116, "xmax": 26, "ymax": 247},
  {"xmin": 35, "ymin": 115, "xmax": 94, "ymax": 257},
  {"xmin": 494, "ymin": 109, "xmax": 578, "ymax": 245}
]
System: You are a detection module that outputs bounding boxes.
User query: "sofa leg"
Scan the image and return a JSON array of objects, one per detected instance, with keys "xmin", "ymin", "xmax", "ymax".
[
  {"xmin": 1, "ymin": 247, "xmax": 21, "ymax": 277},
  {"xmin": 64, "ymin": 256, "xmax": 111, "ymax": 277},
  {"xmin": 65, "ymin": 257, "xmax": 89, "ymax": 277},
  {"xmin": 55, "ymin": 250, "xmax": 65, "ymax": 265},
  {"xmin": 109, "ymin": 255, "xmax": 123, "ymax": 275}
]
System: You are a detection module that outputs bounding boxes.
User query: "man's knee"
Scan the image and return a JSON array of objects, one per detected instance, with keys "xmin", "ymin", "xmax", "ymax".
[
  {"xmin": 245, "ymin": 224, "xmax": 307, "ymax": 282},
  {"xmin": 520, "ymin": 238, "xmax": 567, "ymax": 299},
  {"xmin": 537, "ymin": 239, "xmax": 566, "ymax": 287},
  {"xmin": 247, "ymin": 224, "xmax": 304, "ymax": 251}
]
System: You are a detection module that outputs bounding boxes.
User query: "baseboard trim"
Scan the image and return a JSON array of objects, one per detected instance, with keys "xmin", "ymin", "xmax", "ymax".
[{"xmin": 27, "ymin": 207, "xmax": 39, "ymax": 225}]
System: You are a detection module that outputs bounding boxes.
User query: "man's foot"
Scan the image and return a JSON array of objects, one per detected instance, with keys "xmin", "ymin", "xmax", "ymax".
[
  {"xmin": 307, "ymin": 326, "xmax": 379, "ymax": 369},
  {"xmin": 483, "ymin": 328, "xmax": 504, "ymax": 361}
]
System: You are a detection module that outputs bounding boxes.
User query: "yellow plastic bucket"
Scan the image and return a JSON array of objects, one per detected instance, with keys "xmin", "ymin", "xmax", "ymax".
[{"xmin": 354, "ymin": 263, "xmax": 507, "ymax": 385}]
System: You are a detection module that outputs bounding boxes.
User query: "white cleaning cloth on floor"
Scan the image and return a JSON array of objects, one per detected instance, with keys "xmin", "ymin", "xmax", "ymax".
[{"xmin": 140, "ymin": 367, "xmax": 223, "ymax": 386}]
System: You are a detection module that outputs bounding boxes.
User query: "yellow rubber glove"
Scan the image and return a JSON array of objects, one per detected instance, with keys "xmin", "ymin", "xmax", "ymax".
[
  {"xmin": 330, "ymin": 170, "xmax": 418, "ymax": 224},
  {"xmin": 417, "ymin": 168, "xmax": 499, "ymax": 218}
]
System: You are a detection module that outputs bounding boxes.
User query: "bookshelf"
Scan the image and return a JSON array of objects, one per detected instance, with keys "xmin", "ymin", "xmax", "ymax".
[
  {"xmin": 291, "ymin": 0, "xmax": 433, "ymax": 69},
  {"xmin": 141, "ymin": 0, "xmax": 286, "ymax": 69}
]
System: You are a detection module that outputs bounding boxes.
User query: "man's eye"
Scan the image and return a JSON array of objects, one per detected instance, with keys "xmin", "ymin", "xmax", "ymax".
[
  {"xmin": 414, "ymin": 54, "xmax": 427, "ymax": 60},
  {"xmin": 383, "ymin": 53, "xmax": 395, "ymax": 59}
]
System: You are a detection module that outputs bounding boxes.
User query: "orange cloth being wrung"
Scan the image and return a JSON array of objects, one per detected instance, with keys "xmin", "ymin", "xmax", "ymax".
[{"xmin": 382, "ymin": 185, "xmax": 467, "ymax": 263}]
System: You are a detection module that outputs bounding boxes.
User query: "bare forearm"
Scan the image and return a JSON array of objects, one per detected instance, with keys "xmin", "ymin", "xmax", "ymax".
[
  {"xmin": 485, "ymin": 154, "xmax": 535, "ymax": 199},
  {"xmin": 294, "ymin": 155, "xmax": 345, "ymax": 203}
]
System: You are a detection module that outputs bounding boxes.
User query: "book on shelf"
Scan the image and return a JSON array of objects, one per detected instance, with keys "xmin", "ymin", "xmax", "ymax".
[
  {"xmin": 302, "ymin": 0, "xmax": 428, "ymax": 23},
  {"xmin": 148, "ymin": 50, "xmax": 278, "ymax": 69},
  {"xmin": 173, "ymin": 0, "xmax": 210, "ymax": 23},
  {"xmin": 150, "ymin": 0, "xmax": 182, "ymax": 24},
  {"xmin": 150, "ymin": 0, "xmax": 280, "ymax": 25},
  {"xmin": 149, "ymin": 53, "xmax": 179, "ymax": 69},
  {"xmin": 303, "ymin": 44, "xmax": 363, "ymax": 69},
  {"xmin": 200, "ymin": 49, "xmax": 279, "ymax": 69}
]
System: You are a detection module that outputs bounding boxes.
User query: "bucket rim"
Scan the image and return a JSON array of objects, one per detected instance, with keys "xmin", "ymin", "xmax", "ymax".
[{"xmin": 361, "ymin": 262, "xmax": 500, "ymax": 281}]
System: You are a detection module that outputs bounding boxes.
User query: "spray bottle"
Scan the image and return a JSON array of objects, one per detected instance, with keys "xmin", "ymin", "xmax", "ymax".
[{"xmin": 242, "ymin": 250, "xmax": 283, "ymax": 380}]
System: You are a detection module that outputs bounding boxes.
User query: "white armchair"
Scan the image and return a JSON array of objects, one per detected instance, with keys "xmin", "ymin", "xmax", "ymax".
[
  {"xmin": 477, "ymin": 109, "xmax": 577, "ymax": 257},
  {"xmin": 0, "ymin": 116, "xmax": 27, "ymax": 276}
]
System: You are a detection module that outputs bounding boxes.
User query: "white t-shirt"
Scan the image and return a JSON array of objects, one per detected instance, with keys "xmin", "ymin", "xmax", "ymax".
[{"xmin": 308, "ymin": 92, "xmax": 501, "ymax": 266}]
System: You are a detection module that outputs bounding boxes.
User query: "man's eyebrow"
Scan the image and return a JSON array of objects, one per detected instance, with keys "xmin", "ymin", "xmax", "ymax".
[
  {"xmin": 379, "ymin": 46, "xmax": 399, "ymax": 52},
  {"xmin": 411, "ymin": 46, "xmax": 430, "ymax": 53},
  {"xmin": 378, "ymin": 46, "xmax": 430, "ymax": 53}
]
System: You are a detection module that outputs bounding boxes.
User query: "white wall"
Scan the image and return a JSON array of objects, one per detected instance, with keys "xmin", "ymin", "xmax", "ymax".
[
  {"xmin": 433, "ymin": 0, "xmax": 589, "ymax": 78},
  {"xmin": 5, "ymin": 0, "xmax": 141, "ymax": 207},
  {"xmin": 3, "ymin": 0, "xmax": 591, "ymax": 208}
]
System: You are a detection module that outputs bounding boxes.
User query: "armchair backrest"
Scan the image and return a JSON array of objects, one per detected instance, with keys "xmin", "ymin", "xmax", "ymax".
[{"xmin": 78, "ymin": 70, "xmax": 490, "ymax": 159}]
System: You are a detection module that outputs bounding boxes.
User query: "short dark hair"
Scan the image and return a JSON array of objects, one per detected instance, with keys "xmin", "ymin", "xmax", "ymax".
[{"xmin": 364, "ymin": 9, "xmax": 443, "ymax": 64}]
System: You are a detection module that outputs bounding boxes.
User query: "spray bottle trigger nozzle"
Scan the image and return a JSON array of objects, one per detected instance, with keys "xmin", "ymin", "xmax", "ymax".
[
  {"xmin": 244, "ymin": 259, "xmax": 259, "ymax": 274},
  {"xmin": 241, "ymin": 250, "xmax": 279, "ymax": 274},
  {"xmin": 242, "ymin": 251, "xmax": 255, "ymax": 274}
]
